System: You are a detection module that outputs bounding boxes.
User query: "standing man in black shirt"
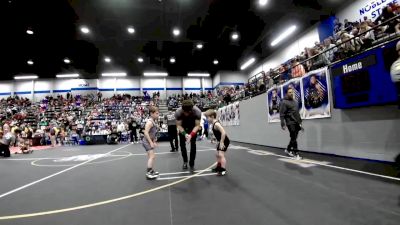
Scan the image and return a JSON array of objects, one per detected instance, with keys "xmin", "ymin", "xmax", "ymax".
[
  {"xmin": 128, "ymin": 118, "xmax": 138, "ymax": 144},
  {"xmin": 175, "ymin": 100, "xmax": 202, "ymax": 172},
  {"xmin": 280, "ymin": 88, "xmax": 303, "ymax": 160},
  {"xmin": 165, "ymin": 110, "xmax": 178, "ymax": 152}
]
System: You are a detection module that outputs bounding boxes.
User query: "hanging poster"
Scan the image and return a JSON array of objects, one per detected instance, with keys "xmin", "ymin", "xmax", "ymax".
[
  {"xmin": 301, "ymin": 68, "xmax": 331, "ymax": 119},
  {"xmin": 266, "ymin": 86, "xmax": 283, "ymax": 123},
  {"xmin": 217, "ymin": 102, "xmax": 240, "ymax": 126}
]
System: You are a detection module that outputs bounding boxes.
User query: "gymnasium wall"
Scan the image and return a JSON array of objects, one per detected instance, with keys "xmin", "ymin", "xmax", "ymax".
[
  {"xmin": 0, "ymin": 81, "xmax": 13, "ymax": 98},
  {"xmin": 215, "ymin": 71, "xmax": 247, "ymax": 88},
  {"xmin": 225, "ymin": 92, "xmax": 400, "ymax": 162},
  {"xmin": 0, "ymin": 77, "xmax": 214, "ymax": 101},
  {"xmin": 166, "ymin": 77, "xmax": 183, "ymax": 97},
  {"xmin": 183, "ymin": 78, "xmax": 202, "ymax": 94},
  {"xmin": 336, "ymin": 0, "xmax": 397, "ymax": 22}
]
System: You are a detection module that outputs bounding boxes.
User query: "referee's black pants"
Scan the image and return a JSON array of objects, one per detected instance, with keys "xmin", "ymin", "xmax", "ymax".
[{"xmin": 179, "ymin": 132, "xmax": 197, "ymax": 167}]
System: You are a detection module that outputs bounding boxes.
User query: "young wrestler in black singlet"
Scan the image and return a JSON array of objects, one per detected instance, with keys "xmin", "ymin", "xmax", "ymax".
[{"xmin": 205, "ymin": 109, "xmax": 230, "ymax": 176}]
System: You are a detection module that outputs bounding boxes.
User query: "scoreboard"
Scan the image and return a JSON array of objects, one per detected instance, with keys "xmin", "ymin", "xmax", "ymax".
[{"xmin": 331, "ymin": 39, "xmax": 398, "ymax": 109}]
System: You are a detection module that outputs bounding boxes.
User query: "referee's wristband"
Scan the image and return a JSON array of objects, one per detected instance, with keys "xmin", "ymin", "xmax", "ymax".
[
  {"xmin": 190, "ymin": 131, "xmax": 196, "ymax": 138},
  {"xmin": 181, "ymin": 131, "xmax": 187, "ymax": 136}
]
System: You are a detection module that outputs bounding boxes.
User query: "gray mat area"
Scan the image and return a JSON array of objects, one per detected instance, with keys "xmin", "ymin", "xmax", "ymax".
[{"xmin": 0, "ymin": 142, "xmax": 399, "ymax": 225}]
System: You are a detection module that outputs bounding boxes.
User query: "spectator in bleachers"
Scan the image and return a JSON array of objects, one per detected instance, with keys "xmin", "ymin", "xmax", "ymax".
[
  {"xmin": 333, "ymin": 18, "xmax": 343, "ymax": 34},
  {"xmin": 359, "ymin": 22, "xmax": 375, "ymax": 48},
  {"xmin": 323, "ymin": 38, "xmax": 338, "ymax": 63},
  {"xmin": 291, "ymin": 58, "xmax": 306, "ymax": 78},
  {"xmin": 223, "ymin": 92, "xmax": 232, "ymax": 105},
  {"xmin": 344, "ymin": 19, "xmax": 353, "ymax": 33},
  {"xmin": 375, "ymin": 4, "xmax": 398, "ymax": 34},
  {"xmin": 363, "ymin": 16, "xmax": 376, "ymax": 28},
  {"xmin": 278, "ymin": 64, "xmax": 290, "ymax": 83}
]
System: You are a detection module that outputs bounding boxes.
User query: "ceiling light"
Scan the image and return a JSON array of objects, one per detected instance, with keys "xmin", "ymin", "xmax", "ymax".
[
  {"xmin": 143, "ymin": 72, "xmax": 168, "ymax": 77},
  {"xmin": 64, "ymin": 58, "xmax": 71, "ymax": 64},
  {"xmin": 138, "ymin": 57, "xmax": 144, "ymax": 63},
  {"xmin": 26, "ymin": 29, "xmax": 34, "ymax": 35},
  {"xmin": 196, "ymin": 43, "xmax": 203, "ymax": 49},
  {"xmin": 104, "ymin": 57, "xmax": 111, "ymax": 63},
  {"xmin": 101, "ymin": 72, "xmax": 127, "ymax": 77},
  {"xmin": 271, "ymin": 25, "xmax": 297, "ymax": 47},
  {"xmin": 14, "ymin": 75, "xmax": 38, "ymax": 80},
  {"xmin": 240, "ymin": 57, "xmax": 256, "ymax": 70},
  {"xmin": 127, "ymin": 26, "xmax": 135, "ymax": 34},
  {"xmin": 172, "ymin": 28, "xmax": 181, "ymax": 37},
  {"xmin": 80, "ymin": 26, "xmax": 90, "ymax": 34},
  {"xmin": 213, "ymin": 59, "xmax": 219, "ymax": 65},
  {"xmin": 231, "ymin": 32, "xmax": 239, "ymax": 40},
  {"xmin": 259, "ymin": 0, "xmax": 268, "ymax": 6},
  {"xmin": 56, "ymin": 73, "xmax": 79, "ymax": 78},
  {"xmin": 27, "ymin": 60, "xmax": 34, "ymax": 65},
  {"xmin": 170, "ymin": 57, "xmax": 176, "ymax": 63},
  {"xmin": 187, "ymin": 73, "xmax": 210, "ymax": 77}
]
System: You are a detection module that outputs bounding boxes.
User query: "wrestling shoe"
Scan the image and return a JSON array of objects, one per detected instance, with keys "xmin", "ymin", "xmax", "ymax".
[
  {"xmin": 284, "ymin": 149, "xmax": 295, "ymax": 157},
  {"xmin": 211, "ymin": 166, "xmax": 221, "ymax": 173},
  {"xmin": 294, "ymin": 154, "xmax": 303, "ymax": 160},
  {"xmin": 217, "ymin": 169, "xmax": 227, "ymax": 176},
  {"xmin": 146, "ymin": 171, "xmax": 159, "ymax": 180}
]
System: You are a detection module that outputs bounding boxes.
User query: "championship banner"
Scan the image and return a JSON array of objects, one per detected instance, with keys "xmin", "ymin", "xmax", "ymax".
[
  {"xmin": 301, "ymin": 68, "xmax": 331, "ymax": 119},
  {"xmin": 266, "ymin": 86, "xmax": 283, "ymax": 123},
  {"xmin": 217, "ymin": 102, "xmax": 240, "ymax": 126},
  {"xmin": 282, "ymin": 78, "xmax": 304, "ymax": 119}
]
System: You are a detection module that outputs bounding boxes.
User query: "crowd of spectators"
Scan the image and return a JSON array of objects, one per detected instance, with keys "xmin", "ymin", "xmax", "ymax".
[
  {"xmin": 246, "ymin": 3, "xmax": 400, "ymax": 97},
  {"xmin": 167, "ymin": 91, "xmax": 219, "ymax": 110},
  {"xmin": 0, "ymin": 92, "xmax": 165, "ymax": 156}
]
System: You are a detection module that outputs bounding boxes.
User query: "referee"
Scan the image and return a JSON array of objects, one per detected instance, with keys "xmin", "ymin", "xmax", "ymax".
[{"xmin": 175, "ymin": 100, "xmax": 202, "ymax": 172}]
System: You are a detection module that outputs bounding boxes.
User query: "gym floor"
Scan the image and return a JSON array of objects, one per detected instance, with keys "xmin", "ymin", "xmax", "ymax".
[{"xmin": 0, "ymin": 141, "xmax": 399, "ymax": 225}]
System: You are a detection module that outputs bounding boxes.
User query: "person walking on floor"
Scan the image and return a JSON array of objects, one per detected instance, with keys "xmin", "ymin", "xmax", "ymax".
[
  {"xmin": 175, "ymin": 100, "xmax": 202, "ymax": 172},
  {"xmin": 280, "ymin": 87, "xmax": 303, "ymax": 160},
  {"xmin": 165, "ymin": 110, "xmax": 179, "ymax": 152}
]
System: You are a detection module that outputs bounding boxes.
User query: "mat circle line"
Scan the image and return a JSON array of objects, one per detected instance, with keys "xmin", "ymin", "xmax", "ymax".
[
  {"xmin": 0, "ymin": 163, "xmax": 216, "ymax": 220},
  {"xmin": 30, "ymin": 151, "xmax": 133, "ymax": 167}
]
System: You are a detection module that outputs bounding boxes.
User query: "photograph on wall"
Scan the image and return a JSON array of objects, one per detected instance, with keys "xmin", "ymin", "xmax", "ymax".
[
  {"xmin": 217, "ymin": 102, "xmax": 240, "ymax": 126},
  {"xmin": 217, "ymin": 106, "xmax": 226, "ymax": 126},
  {"xmin": 302, "ymin": 68, "xmax": 331, "ymax": 119},
  {"xmin": 282, "ymin": 78, "xmax": 304, "ymax": 119},
  {"xmin": 227, "ymin": 101, "xmax": 240, "ymax": 126},
  {"xmin": 266, "ymin": 86, "xmax": 282, "ymax": 123}
]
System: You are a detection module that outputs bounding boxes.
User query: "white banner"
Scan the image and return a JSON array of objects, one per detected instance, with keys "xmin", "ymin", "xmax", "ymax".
[{"xmin": 217, "ymin": 101, "xmax": 240, "ymax": 126}]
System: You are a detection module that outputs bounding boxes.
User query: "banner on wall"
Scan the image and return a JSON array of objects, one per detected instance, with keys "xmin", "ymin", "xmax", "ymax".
[
  {"xmin": 302, "ymin": 68, "xmax": 331, "ymax": 119},
  {"xmin": 266, "ymin": 67, "xmax": 331, "ymax": 123},
  {"xmin": 266, "ymin": 86, "xmax": 283, "ymax": 123},
  {"xmin": 217, "ymin": 101, "xmax": 240, "ymax": 126},
  {"xmin": 342, "ymin": 0, "xmax": 397, "ymax": 22}
]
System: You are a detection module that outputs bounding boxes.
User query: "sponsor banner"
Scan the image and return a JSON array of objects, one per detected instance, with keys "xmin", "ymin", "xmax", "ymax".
[{"xmin": 217, "ymin": 101, "xmax": 240, "ymax": 126}]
